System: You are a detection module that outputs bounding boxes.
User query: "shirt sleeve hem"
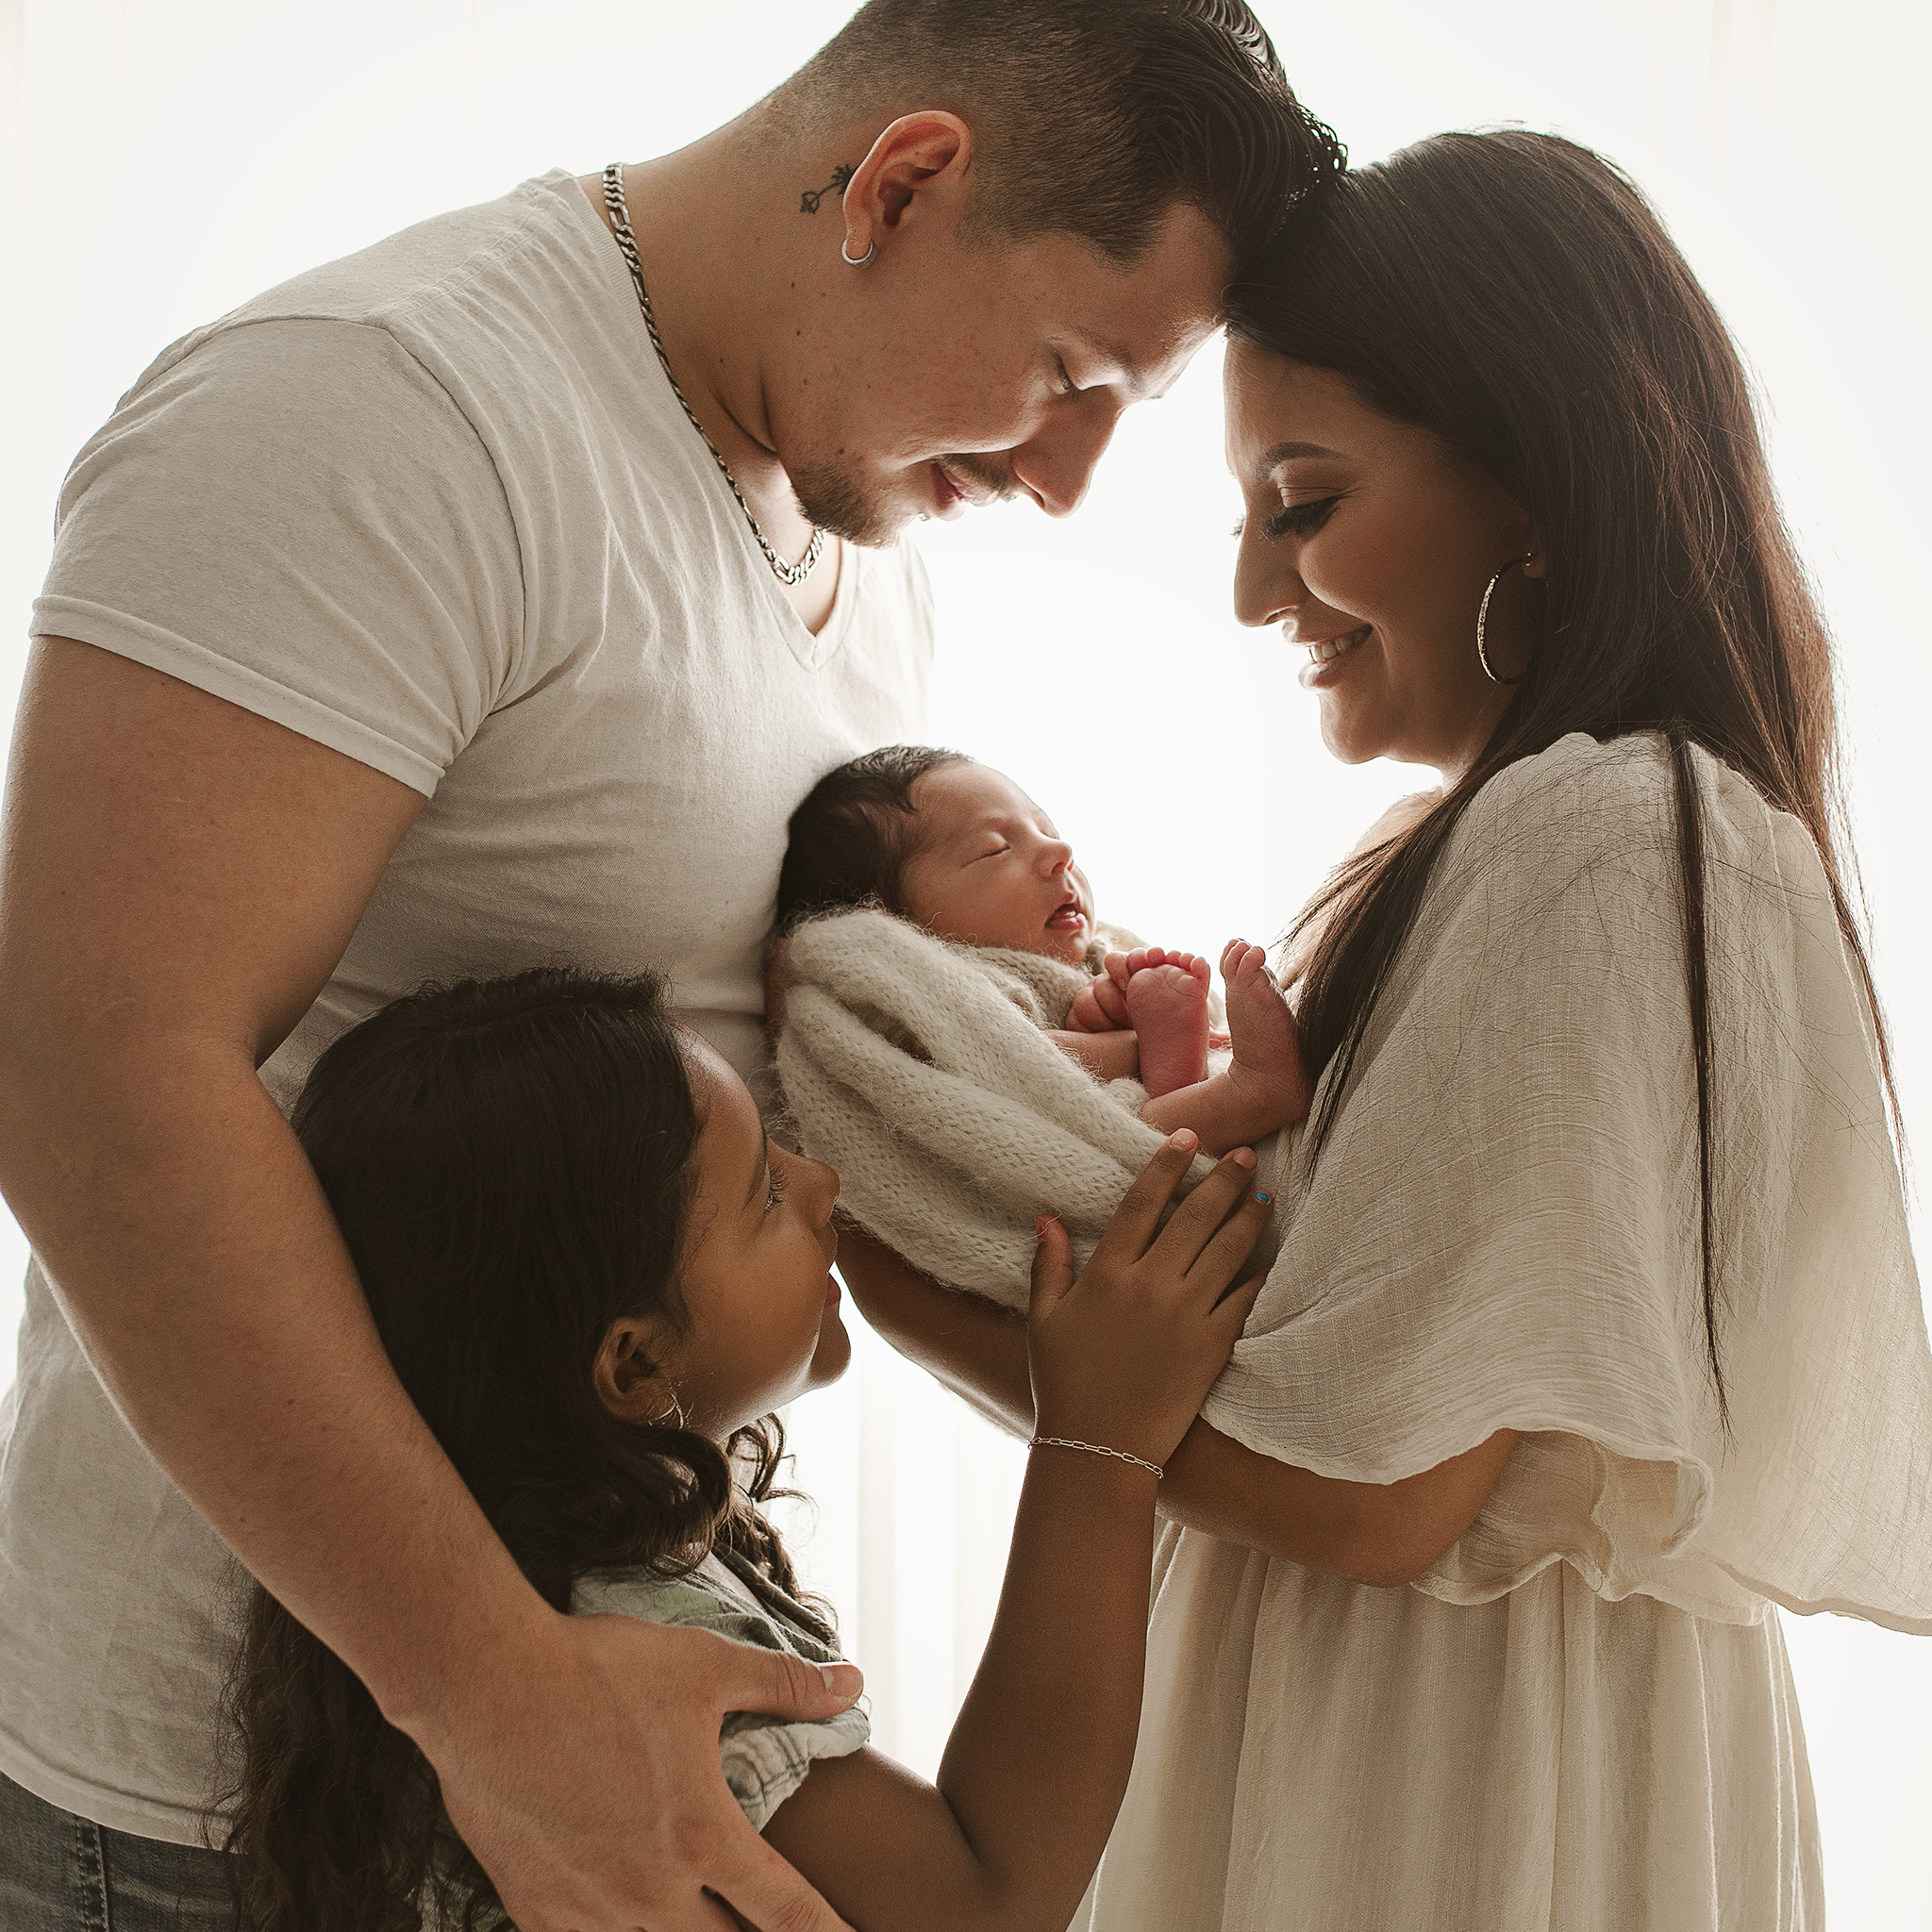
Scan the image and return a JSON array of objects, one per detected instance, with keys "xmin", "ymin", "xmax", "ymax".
[
  {"xmin": 30, "ymin": 596, "xmax": 444, "ymax": 797},
  {"xmin": 1197, "ymin": 1403, "xmax": 1713, "ymax": 1549},
  {"xmin": 723, "ymin": 1708, "xmax": 872, "ymax": 1831},
  {"xmin": 1708, "ymin": 1562, "xmax": 1932, "ymax": 1635}
]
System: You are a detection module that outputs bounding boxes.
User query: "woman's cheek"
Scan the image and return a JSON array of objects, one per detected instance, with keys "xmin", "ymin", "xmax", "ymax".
[{"xmin": 1303, "ymin": 525, "xmax": 1380, "ymax": 624}]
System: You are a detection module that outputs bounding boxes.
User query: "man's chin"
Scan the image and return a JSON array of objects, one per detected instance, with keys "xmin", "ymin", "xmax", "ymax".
[{"xmin": 789, "ymin": 458, "xmax": 920, "ymax": 549}]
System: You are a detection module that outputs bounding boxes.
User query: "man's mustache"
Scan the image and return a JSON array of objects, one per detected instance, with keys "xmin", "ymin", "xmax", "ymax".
[{"xmin": 940, "ymin": 453, "xmax": 1022, "ymax": 503}]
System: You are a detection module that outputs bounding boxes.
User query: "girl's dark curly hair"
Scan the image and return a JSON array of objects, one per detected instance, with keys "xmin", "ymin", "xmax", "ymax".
[{"xmin": 213, "ymin": 967, "xmax": 824, "ymax": 1932}]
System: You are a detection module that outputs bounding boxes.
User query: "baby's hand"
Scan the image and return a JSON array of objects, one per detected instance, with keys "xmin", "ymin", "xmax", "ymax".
[{"xmin": 1065, "ymin": 956, "xmax": 1134, "ymax": 1034}]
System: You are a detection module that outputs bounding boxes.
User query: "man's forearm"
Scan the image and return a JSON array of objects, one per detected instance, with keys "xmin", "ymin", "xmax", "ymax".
[{"xmin": 0, "ymin": 1027, "xmax": 547, "ymax": 1732}]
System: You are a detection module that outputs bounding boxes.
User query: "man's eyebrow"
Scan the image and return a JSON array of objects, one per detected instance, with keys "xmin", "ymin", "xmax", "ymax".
[
  {"xmin": 744, "ymin": 1137, "xmax": 771, "ymax": 1211},
  {"xmin": 1257, "ymin": 439, "xmax": 1346, "ymax": 471}
]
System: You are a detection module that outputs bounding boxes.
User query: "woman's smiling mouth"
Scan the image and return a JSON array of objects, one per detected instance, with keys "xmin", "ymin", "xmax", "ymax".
[
  {"xmin": 1306, "ymin": 625, "xmax": 1371, "ymax": 664},
  {"xmin": 1298, "ymin": 625, "xmax": 1372, "ymax": 689}
]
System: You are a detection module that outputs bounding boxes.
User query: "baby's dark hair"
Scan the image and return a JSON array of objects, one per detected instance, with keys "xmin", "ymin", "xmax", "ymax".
[
  {"xmin": 217, "ymin": 967, "xmax": 822, "ymax": 1932},
  {"xmin": 777, "ymin": 743, "xmax": 969, "ymax": 925}
]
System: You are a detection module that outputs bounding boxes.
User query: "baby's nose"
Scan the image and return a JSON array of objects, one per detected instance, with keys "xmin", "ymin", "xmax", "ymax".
[{"xmin": 1040, "ymin": 841, "xmax": 1074, "ymax": 874}]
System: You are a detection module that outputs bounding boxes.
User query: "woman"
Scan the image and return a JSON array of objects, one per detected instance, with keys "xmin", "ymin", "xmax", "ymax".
[{"xmin": 837, "ymin": 130, "xmax": 1932, "ymax": 1928}]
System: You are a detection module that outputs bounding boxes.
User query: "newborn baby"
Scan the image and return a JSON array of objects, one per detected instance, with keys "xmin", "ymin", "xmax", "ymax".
[{"xmin": 778, "ymin": 745, "xmax": 1310, "ymax": 1155}]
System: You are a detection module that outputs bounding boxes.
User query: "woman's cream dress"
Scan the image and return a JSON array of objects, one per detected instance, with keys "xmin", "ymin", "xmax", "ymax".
[{"xmin": 1083, "ymin": 733, "xmax": 1931, "ymax": 1932}]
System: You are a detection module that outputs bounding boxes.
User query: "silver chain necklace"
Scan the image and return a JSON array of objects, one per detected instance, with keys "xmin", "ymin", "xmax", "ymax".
[{"xmin": 601, "ymin": 162, "xmax": 825, "ymax": 587}]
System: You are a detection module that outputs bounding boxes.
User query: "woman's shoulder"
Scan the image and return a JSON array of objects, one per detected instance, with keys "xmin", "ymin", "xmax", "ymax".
[
  {"xmin": 1469, "ymin": 728, "xmax": 1673, "ymax": 834},
  {"xmin": 1450, "ymin": 729, "xmax": 1786, "ymax": 890}
]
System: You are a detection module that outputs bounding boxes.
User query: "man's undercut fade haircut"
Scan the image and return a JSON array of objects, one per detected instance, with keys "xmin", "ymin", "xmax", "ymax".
[
  {"xmin": 782, "ymin": 0, "xmax": 1344, "ymax": 266},
  {"xmin": 778, "ymin": 744, "xmax": 968, "ymax": 927}
]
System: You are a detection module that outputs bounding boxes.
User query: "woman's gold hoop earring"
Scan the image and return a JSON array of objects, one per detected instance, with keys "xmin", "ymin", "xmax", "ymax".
[
  {"xmin": 841, "ymin": 234, "xmax": 876, "ymax": 268},
  {"xmin": 1475, "ymin": 555, "xmax": 1534, "ymax": 686}
]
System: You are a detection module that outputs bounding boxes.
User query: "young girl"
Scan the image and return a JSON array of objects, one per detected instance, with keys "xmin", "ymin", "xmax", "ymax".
[{"xmin": 220, "ymin": 966, "xmax": 1269, "ymax": 1932}]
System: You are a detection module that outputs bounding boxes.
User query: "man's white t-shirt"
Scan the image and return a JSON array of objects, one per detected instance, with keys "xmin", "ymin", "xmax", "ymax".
[{"xmin": 0, "ymin": 168, "xmax": 932, "ymax": 1842}]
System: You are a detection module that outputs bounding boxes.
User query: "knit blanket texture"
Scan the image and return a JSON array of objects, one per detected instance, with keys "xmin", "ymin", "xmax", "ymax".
[{"xmin": 775, "ymin": 907, "xmax": 1223, "ymax": 1312}]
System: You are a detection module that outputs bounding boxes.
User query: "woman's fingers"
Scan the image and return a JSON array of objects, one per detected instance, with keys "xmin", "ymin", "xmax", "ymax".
[{"xmin": 1087, "ymin": 1131, "xmax": 1200, "ymax": 1266}]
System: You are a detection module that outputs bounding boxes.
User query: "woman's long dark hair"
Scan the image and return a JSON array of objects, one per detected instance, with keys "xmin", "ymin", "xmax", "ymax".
[
  {"xmin": 214, "ymin": 968, "xmax": 824, "ymax": 1932},
  {"xmin": 1234, "ymin": 131, "xmax": 1898, "ymax": 1431}
]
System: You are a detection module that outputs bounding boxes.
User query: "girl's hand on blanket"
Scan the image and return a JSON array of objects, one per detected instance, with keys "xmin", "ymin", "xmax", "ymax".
[{"xmin": 1026, "ymin": 1133, "xmax": 1271, "ymax": 1472}]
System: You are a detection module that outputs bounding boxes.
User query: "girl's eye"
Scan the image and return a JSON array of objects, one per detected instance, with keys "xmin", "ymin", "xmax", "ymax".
[
  {"xmin": 1264, "ymin": 495, "xmax": 1341, "ymax": 540},
  {"xmin": 1054, "ymin": 357, "xmax": 1079, "ymax": 398},
  {"xmin": 765, "ymin": 1164, "xmax": 790, "ymax": 1211}
]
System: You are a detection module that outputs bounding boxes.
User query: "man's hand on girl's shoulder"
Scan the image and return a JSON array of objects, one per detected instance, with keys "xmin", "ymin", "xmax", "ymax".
[{"xmin": 414, "ymin": 1609, "xmax": 862, "ymax": 1932}]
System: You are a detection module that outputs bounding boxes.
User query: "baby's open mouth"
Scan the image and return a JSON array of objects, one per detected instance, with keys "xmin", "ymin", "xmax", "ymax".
[{"xmin": 1045, "ymin": 891, "xmax": 1087, "ymax": 931}]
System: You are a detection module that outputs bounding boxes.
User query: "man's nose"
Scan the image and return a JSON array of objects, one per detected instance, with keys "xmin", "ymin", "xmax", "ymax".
[{"xmin": 1009, "ymin": 395, "xmax": 1126, "ymax": 518}]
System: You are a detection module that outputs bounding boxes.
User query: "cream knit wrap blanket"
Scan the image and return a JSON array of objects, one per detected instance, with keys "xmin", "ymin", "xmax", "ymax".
[{"xmin": 774, "ymin": 907, "xmax": 1228, "ymax": 1312}]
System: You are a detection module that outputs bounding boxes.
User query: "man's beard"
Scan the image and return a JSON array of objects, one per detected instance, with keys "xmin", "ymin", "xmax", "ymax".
[
  {"xmin": 789, "ymin": 450, "xmax": 1019, "ymax": 549},
  {"xmin": 788, "ymin": 453, "xmax": 900, "ymax": 548}
]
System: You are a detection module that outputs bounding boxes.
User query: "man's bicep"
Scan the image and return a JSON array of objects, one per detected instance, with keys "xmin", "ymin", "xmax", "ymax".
[{"xmin": 1, "ymin": 637, "xmax": 424, "ymax": 1058}]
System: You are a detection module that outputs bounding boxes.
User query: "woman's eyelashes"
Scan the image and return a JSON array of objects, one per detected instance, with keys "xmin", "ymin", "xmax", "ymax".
[
  {"xmin": 1233, "ymin": 495, "xmax": 1344, "ymax": 541},
  {"xmin": 764, "ymin": 1158, "xmax": 789, "ymax": 1211},
  {"xmin": 1267, "ymin": 495, "xmax": 1341, "ymax": 539}
]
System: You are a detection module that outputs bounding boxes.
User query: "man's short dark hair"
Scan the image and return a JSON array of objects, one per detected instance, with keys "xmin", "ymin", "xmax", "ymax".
[
  {"xmin": 777, "ymin": 744, "xmax": 968, "ymax": 928},
  {"xmin": 780, "ymin": 0, "xmax": 1344, "ymax": 267}
]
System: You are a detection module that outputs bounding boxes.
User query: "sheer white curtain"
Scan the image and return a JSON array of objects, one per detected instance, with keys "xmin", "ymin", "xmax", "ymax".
[{"xmin": 3, "ymin": 1, "xmax": 1927, "ymax": 1922}]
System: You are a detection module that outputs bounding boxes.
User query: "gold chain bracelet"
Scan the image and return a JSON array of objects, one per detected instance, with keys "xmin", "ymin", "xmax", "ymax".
[{"xmin": 1029, "ymin": 1435, "xmax": 1164, "ymax": 1479}]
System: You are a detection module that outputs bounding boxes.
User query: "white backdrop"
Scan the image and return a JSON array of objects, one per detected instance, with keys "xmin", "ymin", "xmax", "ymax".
[{"xmin": 2, "ymin": 1, "xmax": 1927, "ymax": 1923}]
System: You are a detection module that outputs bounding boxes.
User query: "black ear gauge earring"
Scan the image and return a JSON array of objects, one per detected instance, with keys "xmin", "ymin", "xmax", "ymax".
[{"xmin": 1475, "ymin": 554, "xmax": 1536, "ymax": 686}]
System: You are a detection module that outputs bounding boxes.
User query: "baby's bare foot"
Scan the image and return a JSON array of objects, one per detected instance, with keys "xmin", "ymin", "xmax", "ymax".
[
  {"xmin": 1220, "ymin": 940, "xmax": 1312, "ymax": 1124},
  {"xmin": 1124, "ymin": 949, "xmax": 1212, "ymax": 1098}
]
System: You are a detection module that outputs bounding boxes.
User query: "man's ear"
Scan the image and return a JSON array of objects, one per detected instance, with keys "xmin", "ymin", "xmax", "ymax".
[
  {"xmin": 839, "ymin": 110, "xmax": 974, "ymax": 262},
  {"xmin": 592, "ymin": 1316, "xmax": 680, "ymax": 1425}
]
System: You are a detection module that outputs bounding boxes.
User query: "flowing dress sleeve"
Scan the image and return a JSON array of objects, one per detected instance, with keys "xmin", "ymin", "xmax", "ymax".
[{"xmin": 1203, "ymin": 732, "xmax": 1932, "ymax": 1630}]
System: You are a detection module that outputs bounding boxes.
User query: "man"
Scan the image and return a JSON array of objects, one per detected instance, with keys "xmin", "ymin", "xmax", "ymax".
[{"xmin": 0, "ymin": 2, "xmax": 1339, "ymax": 1924}]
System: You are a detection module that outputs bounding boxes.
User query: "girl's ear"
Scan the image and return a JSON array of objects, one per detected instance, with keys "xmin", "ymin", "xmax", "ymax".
[
  {"xmin": 592, "ymin": 1317, "xmax": 681, "ymax": 1425},
  {"xmin": 1522, "ymin": 520, "xmax": 1550, "ymax": 580}
]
